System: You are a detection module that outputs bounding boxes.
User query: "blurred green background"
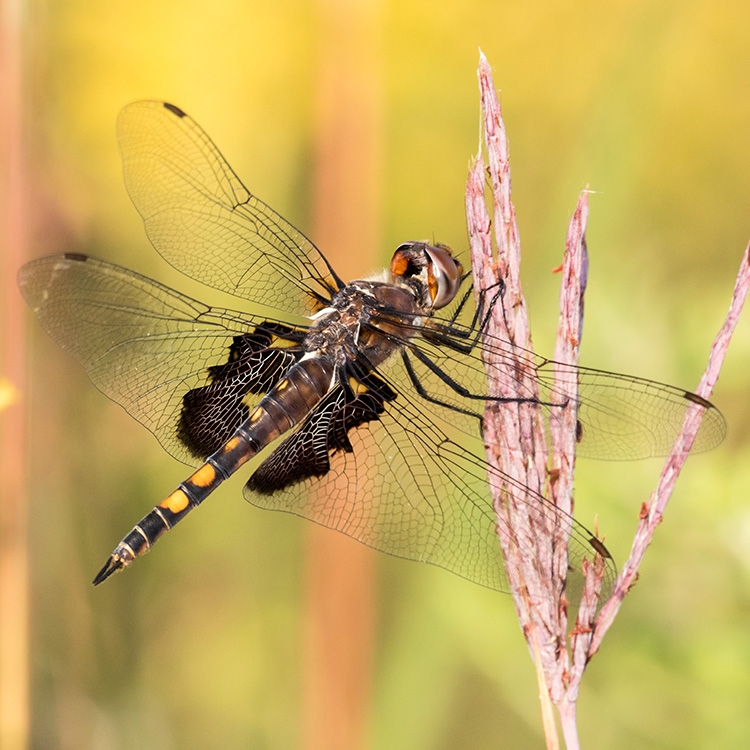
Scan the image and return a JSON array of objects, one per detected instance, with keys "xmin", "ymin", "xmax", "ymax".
[{"xmin": 16, "ymin": 0, "xmax": 750, "ymax": 748}]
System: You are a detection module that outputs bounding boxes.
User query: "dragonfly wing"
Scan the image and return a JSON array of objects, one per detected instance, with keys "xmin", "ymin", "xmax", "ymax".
[
  {"xmin": 244, "ymin": 353, "xmax": 616, "ymax": 595},
  {"xmin": 18, "ymin": 254, "xmax": 306, "ymax": 465},
  {"xmin": 397, "ymin": 301, "xmax": 727, "ymax": 460},
  {"xmin": 118, "ymin": 100, "xmax": 343, "ymax": 318}
]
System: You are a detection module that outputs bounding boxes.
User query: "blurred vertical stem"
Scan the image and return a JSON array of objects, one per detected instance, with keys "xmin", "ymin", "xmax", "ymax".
[
  {"xmin": 0, "ymin": 0, "xmax": 29, "ymax": 749},
  {"xmin": 304, "ymin": 1, "xmax": 383, "ymax": 748}
]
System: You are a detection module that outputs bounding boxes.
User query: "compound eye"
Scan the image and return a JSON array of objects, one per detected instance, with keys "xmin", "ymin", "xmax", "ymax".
[{"xmin": 424, "ymin": 244, "xmax": 463, "ymax": 309}]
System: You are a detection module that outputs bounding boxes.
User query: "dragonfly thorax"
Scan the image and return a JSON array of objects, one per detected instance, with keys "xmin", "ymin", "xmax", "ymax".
[{"xmin": 306, "ymin": 276, "xmax": 423, "ymax": 369}]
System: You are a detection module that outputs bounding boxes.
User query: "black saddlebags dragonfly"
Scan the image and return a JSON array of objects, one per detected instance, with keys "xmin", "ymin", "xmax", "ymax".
[{"xmin": 18, "ymin": 101, "xmax": 726, "ymax": 591}]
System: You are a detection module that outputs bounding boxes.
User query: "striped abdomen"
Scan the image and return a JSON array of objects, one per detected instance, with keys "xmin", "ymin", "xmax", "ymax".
[{"xmin": 93, "ymin": 356, "xmax": 335, "ymax": 584}]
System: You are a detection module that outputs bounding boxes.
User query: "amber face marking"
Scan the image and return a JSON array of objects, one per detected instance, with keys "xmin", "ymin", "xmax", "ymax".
[
  {"xmin": 427, "ymin": 273, "xmax": 439, "ymax": 304},
  {"xmin": 190, "ymin": 463, "xmax": 216, "ymax": 488},
  {"xmin": 390, "ymin": 254, "xmax": 409, "ymax": 277},
  {"xmin": 160, "ymin": 488, "xmax": 190, "ymax": 514}
]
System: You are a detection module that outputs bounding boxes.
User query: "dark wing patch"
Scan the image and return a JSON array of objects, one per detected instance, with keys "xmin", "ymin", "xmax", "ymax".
[
  {"xmin": 247, "ymin": 367, "xmax": 397, "ymax": 494},
  {"xmin": 16, "ymin": 254, "xmax": 313, "ymax": 466},
  {"xmin": 241, "ymin": 327, "xmax": 618, "ymax": 596},
  {"xmin": 178, "ymin": 324, "xmax": 303, "ymax": 459}
]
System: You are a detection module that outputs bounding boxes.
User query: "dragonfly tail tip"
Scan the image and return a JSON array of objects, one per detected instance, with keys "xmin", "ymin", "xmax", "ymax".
[{"xmin": 92, "ymin": 555, "xmax": 125, "ymax": 586}]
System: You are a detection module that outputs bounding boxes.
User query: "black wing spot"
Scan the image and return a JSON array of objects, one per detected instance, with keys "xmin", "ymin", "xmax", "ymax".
[
  {"xmin": 588, "ymin": 536, "xmax": 612, "ymax": 559},
  {"xmin": 163, "ymin": 102, "xmax": 187, "ymax": 118},
  {"xmin": 684, "ymin": 391, "xmax": 713, "ymax": 409},
  {"xmin": 247, "ymin": 364, "xmax": 397, "ymax": 494},
  {"xmin": 63, "ymin": 252, "xmax": 89, "ymax": 262},
  {"xmin": 178, "ymin": 324, "xmax": 302, "ymax": 459}
]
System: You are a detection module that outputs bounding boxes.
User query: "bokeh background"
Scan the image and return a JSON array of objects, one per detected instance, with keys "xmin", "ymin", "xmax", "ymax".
[{"xmin": 3, "ymin": 0, "xmax": 750, "ymax": 748}]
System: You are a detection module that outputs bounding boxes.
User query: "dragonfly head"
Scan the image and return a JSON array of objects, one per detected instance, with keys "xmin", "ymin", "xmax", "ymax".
[{"xmin": 390, "ymin": 242, "xmax": 463, "ymax": 311}]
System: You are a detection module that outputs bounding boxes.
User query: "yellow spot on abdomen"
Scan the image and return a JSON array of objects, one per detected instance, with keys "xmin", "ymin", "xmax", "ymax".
[
  {"xmin": 160, "ymin": 489, "xmax": 190, "ymax": 514},
  {"xmin": 250, "ymin": 408, "xmax": 264, "ymax": 423},
  {"xmin": 223, "ymin": 436, "xmax": 242, "ymax": 452},
  {"xmin": 190, "ymin": 463, "xmax": 216, "ymax": 488}
]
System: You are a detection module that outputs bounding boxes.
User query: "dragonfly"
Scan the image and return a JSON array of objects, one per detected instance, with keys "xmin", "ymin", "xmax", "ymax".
[{"xmin": 18, "ymin": 101, "xmax": 726, "ymax": 593}]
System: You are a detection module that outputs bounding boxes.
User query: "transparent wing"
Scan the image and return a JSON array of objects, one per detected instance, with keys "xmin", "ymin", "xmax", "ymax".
[
  {"xmin": 240, "ymin": 288, "xmax": 724, "ymax": 593},
  {"xmin": 244, "ymin": 353, "xmax": 616, "ymax": 596},
  {"xmin": 388, "ymin": 297, "xmax": 726, "ymax": 460},
  {"xmin": 117, "ymin": 100, "xmax": 343, "ymax": 318},
  {"xmin": 18, "ymin": 254, "xmax": 306, "ymax": 465}
]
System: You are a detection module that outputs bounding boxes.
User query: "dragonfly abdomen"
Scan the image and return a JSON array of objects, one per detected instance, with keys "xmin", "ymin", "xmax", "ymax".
[{"xmin": 93, "ymin": 356, "xmax": 336, "ymax": 584}]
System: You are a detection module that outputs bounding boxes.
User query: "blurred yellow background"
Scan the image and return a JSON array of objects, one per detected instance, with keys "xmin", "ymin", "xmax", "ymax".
[{"xmin": 7, "ymin": 0, "xmax": 750, "ymax": 748}]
